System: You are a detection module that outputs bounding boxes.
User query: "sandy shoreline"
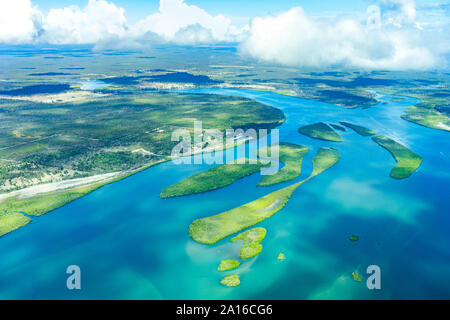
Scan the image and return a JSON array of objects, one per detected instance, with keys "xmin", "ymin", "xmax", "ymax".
[
  {"xmin": 0, "ymin": 136, "xmax": 258, "ymax": 204},
  {"xmin": 0, "ymin": 172, "xmax": 122, "ymax": 202}
]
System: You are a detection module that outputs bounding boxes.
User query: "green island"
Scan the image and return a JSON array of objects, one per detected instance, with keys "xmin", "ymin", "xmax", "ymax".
[
  {"xmin": 349, "ymin": 235, "xmax": 360, "ymax": 242},
  {"xmin": 0, "ymin": 213, "xmax": 32, "ymax": 237},
  {"xmin": 239, "ymin": 243, "xmax": 263, "ymax": 260},
  {"xmin": 161, "ymin": 159, "xmax": 267, "ymax": 198},
  {"xmin": 188, "ymin": 148, "xmax": 340, "ymax": 244},
  {"xmin": 257, "ymin": 143, "xmax": 309, "ymax": 187},
  {"xmin": 220, "ymin": 275, "xmax": 241, "ymax": 287},
  {"xmin": 352, "ymin": 272, "xmax": 363, "ymax": 282},
  {"xmin": 218, "ymin": 260, "xmax": 240, "ymax": 271},
  {"xmin": 372, "ymin": 135, "xmax": 423, "ymax": 179},
  {"xmin": 277, "ymin": 253, "xmax": 286, "ymax": 261},
  {"xmin": 340, "ymin": 121, "xmax": 376, "ymax": 136},
  {"xmin": 231, "ymin": 227, "xmax": 267, "ymax": 259},
  {"xmin": 298, "ymin": 122, "xmax": 342, "ymax": 142}
]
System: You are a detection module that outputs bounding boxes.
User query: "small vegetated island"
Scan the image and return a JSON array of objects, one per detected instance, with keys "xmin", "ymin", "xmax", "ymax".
[
  {"xmin": 220, "ymin": 275, "xmax": 240, "ymax": 287},
  {"xmin": 372, "ymin": 135, "xmax": 423, "ymax": 179},
  {"xmin": 217, "ymin": 260, "xmax": 240, "ymax": 271},
  {"xmin": 189, "ymin": 148, "xmax": 340, "ymax": 244},
  {"xmin": 257, "ymin": 143, "xmax": 309, "ymax": 187},
  {"xmin": 298, "ymin": 122, "xmax": 342, "ymax": 142},
  {"xmin": 160, "ymin": 159, "xmax": 267, "ymax": 198},
  {"xmin": 231, "ymin": 227, "xmax": 267, "ymax": 259},
  {"xmin": 340, "ymin": 121, "xmax": 376, "ymax": 136},
  {"xmin": 161, "ymin": 142, "xmax": 308, "ymax": 197}
]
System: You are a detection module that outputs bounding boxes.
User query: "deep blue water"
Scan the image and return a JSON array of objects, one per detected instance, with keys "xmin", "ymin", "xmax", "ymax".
[
  {"xmin": 0, "ymin": 84, "xmax": 71, "ymax": 96},
  {"xmin": 0, "ymin": 89, "xmax": 449, "ymax": 299}
]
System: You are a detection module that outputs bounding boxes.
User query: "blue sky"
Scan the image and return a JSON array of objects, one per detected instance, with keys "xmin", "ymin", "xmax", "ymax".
[
  {"xmin": 32, "ymin": 0, "xmax": 445, "ymax": 23},
  {"xmin": 28, "ymin": 0, "xmax": 387, "ymax": 23}
]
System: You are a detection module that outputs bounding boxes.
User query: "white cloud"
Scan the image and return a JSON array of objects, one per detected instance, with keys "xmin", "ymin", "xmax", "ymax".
[
  {"xmin": 43, "ymin": 0, "xmax": 128, "ymax": 44},
  {"xmin": 172, "ymin": 24, "xmax": 215, "ymax": 45},
  {"xmin": 0, "ymin": 0, "xmax": 43, "ymax": 44},
  {"xmin": 240, "ymin": 5, "xmax": 439, "ymax": 70},
  {"xmin": 130, "ymin": 0, "xmax": 238, "ymax": 43}
]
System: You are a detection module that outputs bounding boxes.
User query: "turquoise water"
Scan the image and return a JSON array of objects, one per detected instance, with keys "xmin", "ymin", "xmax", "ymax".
[{"xmin": 0, "ymin": 89, "xmax": 449, "ymax": 299}]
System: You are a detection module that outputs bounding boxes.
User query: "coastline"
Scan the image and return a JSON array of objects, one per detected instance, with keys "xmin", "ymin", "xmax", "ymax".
[
  {"xmin": 0, "ymin": 159, "xmax": 169, "ymax": 237},
  {"xmin": 0, "ymin": 129, "xmax": 277, "ymax": 237}
]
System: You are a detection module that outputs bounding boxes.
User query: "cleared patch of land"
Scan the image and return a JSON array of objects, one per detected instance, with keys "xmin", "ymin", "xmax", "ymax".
[
  {"xmin": 298, "ymin": 122, "xmax": 342, "ymax": 142},
  {"xmin": 340, "ymin": 121, "xmax": 376, "ymax": 136},
  {"xmin": 257, "ymin": 143, "xmax": 309, "ymax": 187},
  {"xmin": 160, "ymin": 159, "xmax": 267, "ymax": 198},
  {"xmin": 0, "ymin": 213, "xmax": 32, "ymax": 237},
  {"xmin": 372, "ymin": 135, "xmax": 423, "ymax": 179},
  {"xmin": 0, "ymin": 172, "xmax": 121, "ymax": 202},
  {"xmin": 189, "ymin": 148, "xmax": 340, "ymax": 244}
]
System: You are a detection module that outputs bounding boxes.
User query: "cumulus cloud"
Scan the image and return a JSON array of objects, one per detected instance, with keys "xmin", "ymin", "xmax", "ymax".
[
  {"xmin": 240, "ymin": 5, "xmax": 440, "ymax": 70},
  {"xmin": 131, "ymin": 0, "xmax": 239, "ymax": 43},
  {"xmin": 43, "ymin": 0, "xmax": 128, "ymax": 44},
  {"xmin": 0, "ymin": 0, "xmax": 243, "ymax": 46},
  {"xmin": 0, "ymin": 0, "xmax": 43, "ymax": 44}
]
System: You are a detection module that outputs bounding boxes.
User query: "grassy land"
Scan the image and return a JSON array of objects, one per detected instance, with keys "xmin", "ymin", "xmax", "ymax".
[
  {"xmin": 218, "ymin": 260, "xmax": 240, "ymax": 271},
  {"xmin": 231, "ymin": 227, "xmax": 266, "ymax": 259},
  {"xmin": 310, "ymin": 148, "xmax": 341, "ymax": 176},
  {"xmin": 0, "ymin": 184, "xmax": 103, "ymax": 217},
  {"xmin": 160, "ymin": 160, "xmax": 267, "ymax": 198},
  {"xmin": 0, "ymin": 213, "xmax": 32, "ymax": 237},
  {"xmin": 402, "ymin": 105, "xmax": 450, "ymax": 132},
  {"xmin": 257, "ymin": 143, "xmax": 309, "ymax": 187},
  {"xmin": 379, "ymin": 88, "xmax": 450, "ymax": 132},
  {"xmin": 298, "ymin": 122, "xmax": 342, "ymax": 142},
  {"xmin": 189, "ymin": 148, "xmax": 340, "ymax": 244},
  {"xmin": 340, "ymin": 121, "xmax": 376, "ymax": 136},
  {"xmin": 372, "ymin": 135, "xmax": 423, "ymax": 179},
  {"xmin": 0, "ymin": 92, "xmax": 284, "ymax": 192}
]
